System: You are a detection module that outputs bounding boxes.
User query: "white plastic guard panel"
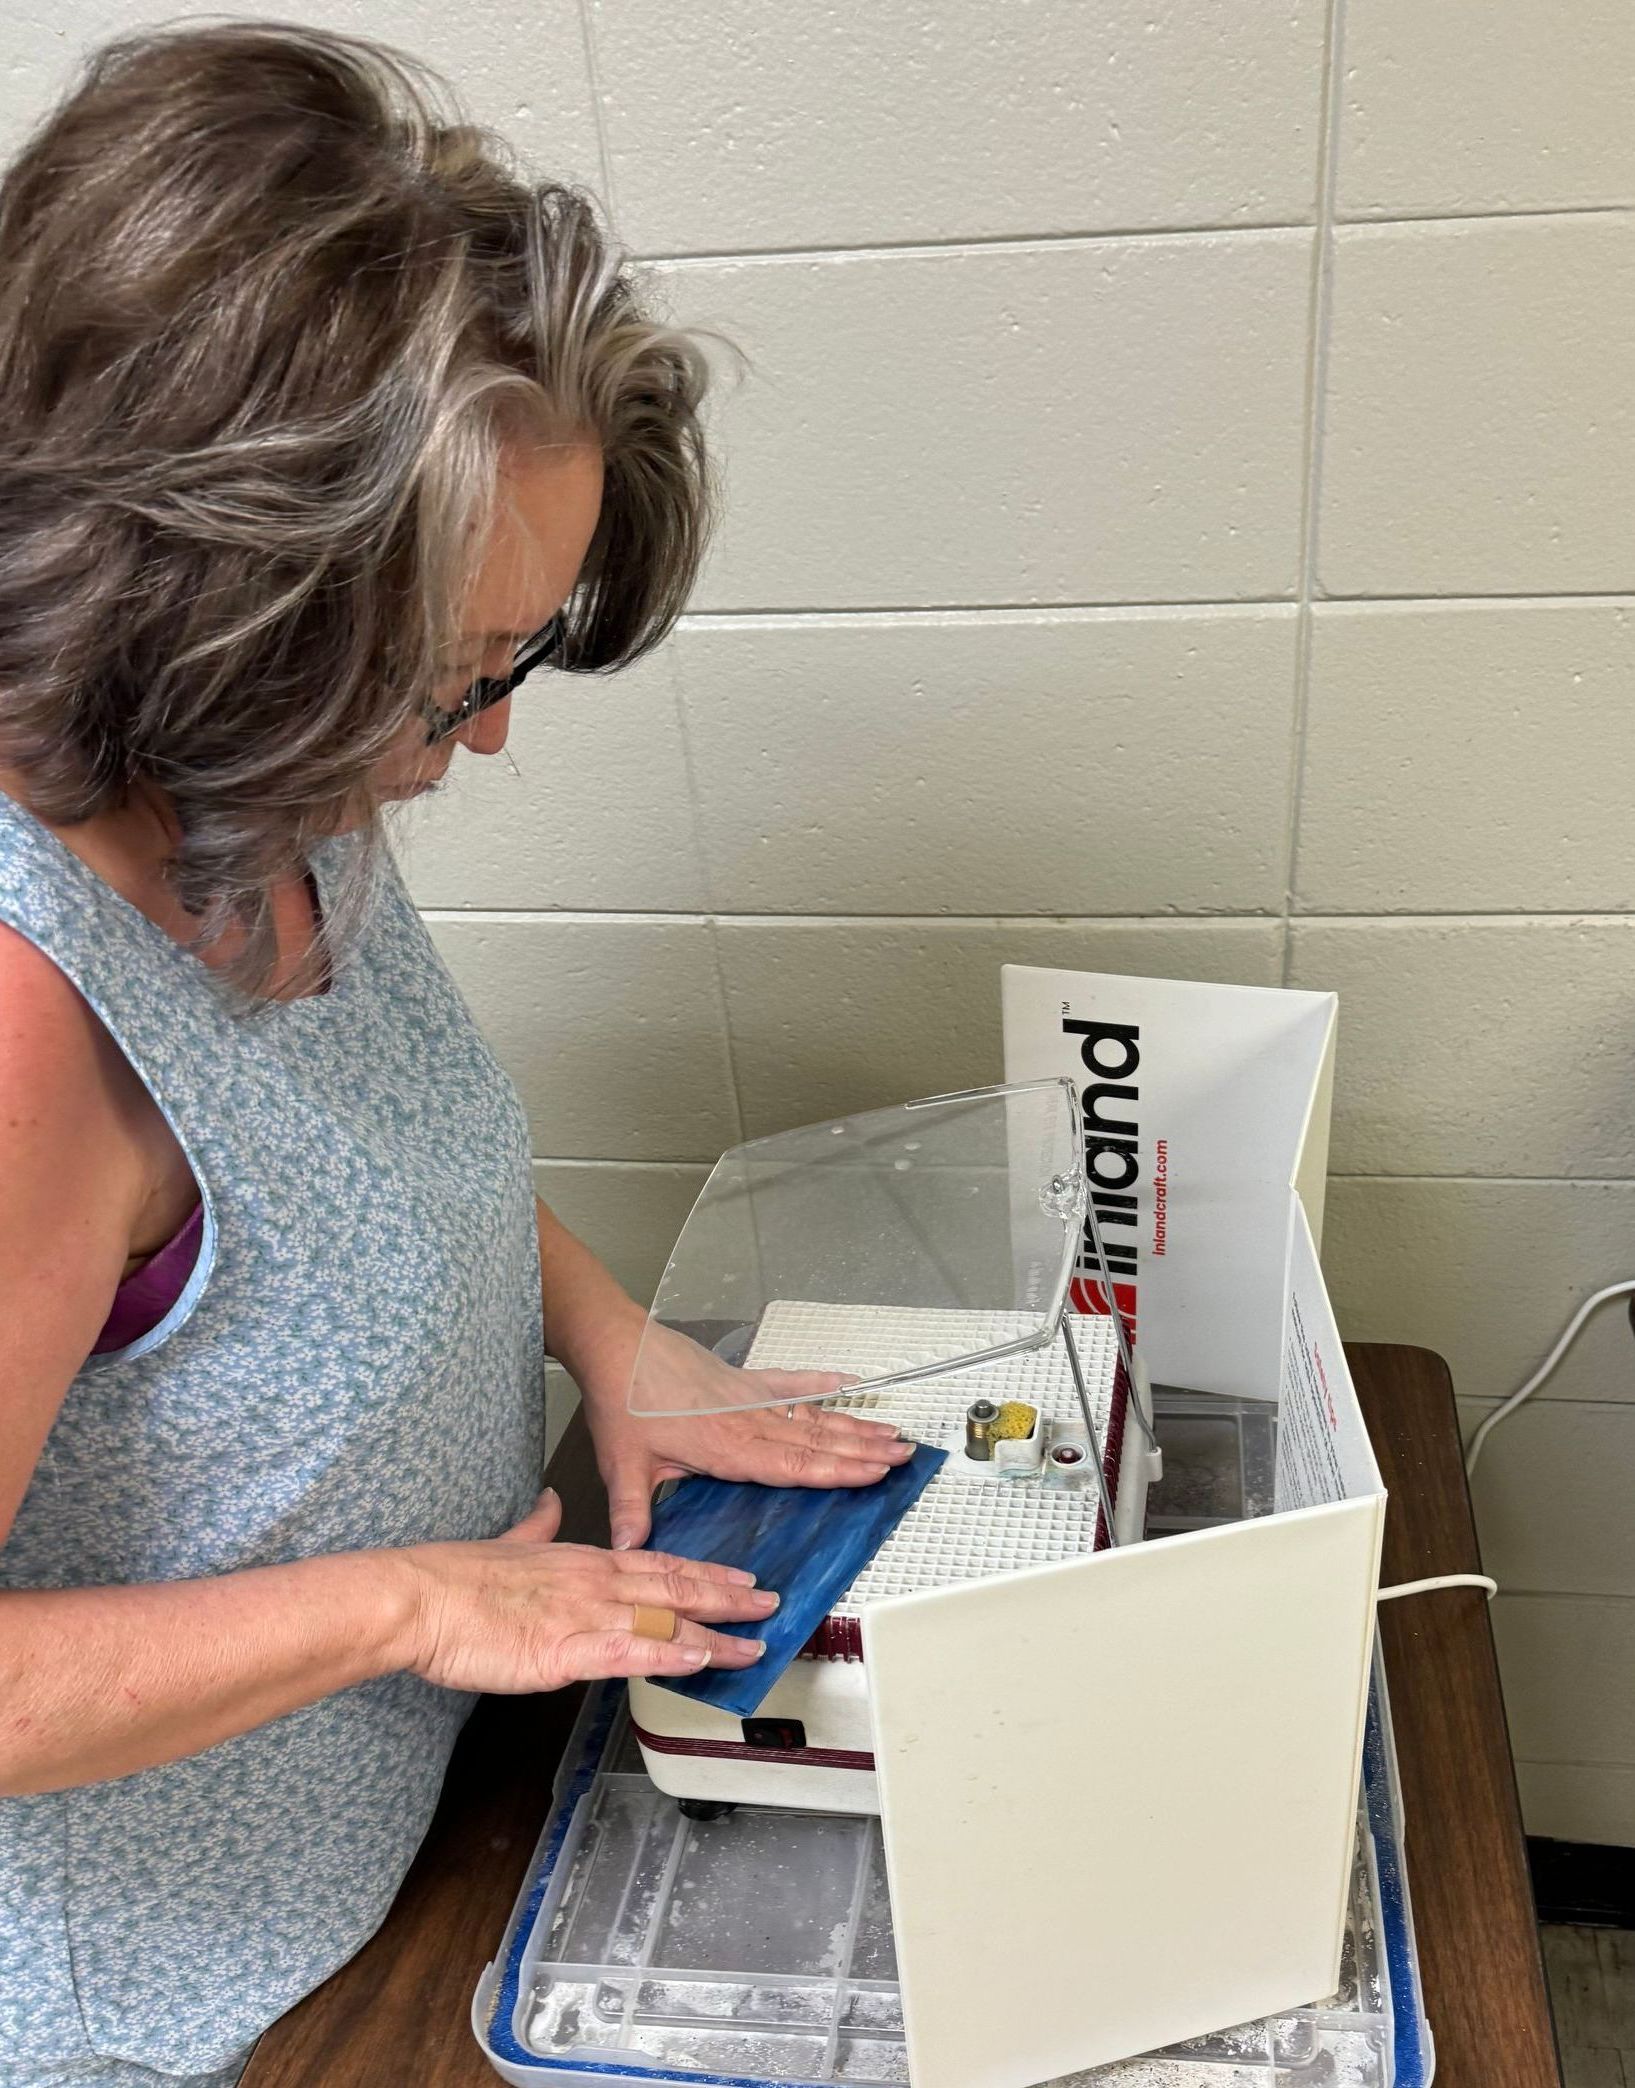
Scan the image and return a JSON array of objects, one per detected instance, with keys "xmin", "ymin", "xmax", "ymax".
[
  {"xmin": 744, "ymin": 1301, "xmax": 1122, "ymax": 1607},
  {"xmin": 865, "ymin": 1493, "xmax": 1385, "ymax": 2088}
]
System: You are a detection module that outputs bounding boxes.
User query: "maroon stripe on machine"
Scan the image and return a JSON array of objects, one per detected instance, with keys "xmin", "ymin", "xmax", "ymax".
[
  {"xmin": 630, "ymin": 1719, "xmax": 876, "ymax": 1774},
  {"xmin": 1096, "ymin": 1358, "xmax": 1131, "ymax": 1550},
  {"xmin": 801, "ymin": 1614, "xmax": 863, "ymax": 1661}
]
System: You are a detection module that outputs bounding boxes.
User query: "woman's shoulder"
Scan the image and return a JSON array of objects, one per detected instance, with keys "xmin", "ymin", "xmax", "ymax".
[
  {"xmin": 0, "ymin": 918, "xmax": 156, "ymax": 1182},
  {"xmin": 0, "ymin": 918, "xmax": 154, "ymax": 1261},
  {"xmin": 0, "ymin": 920, "xmax": 159, "ymax": 1540},
  {"xmin": 0, "ymin": 912, "xmax": 102, "ymax": 1063}
]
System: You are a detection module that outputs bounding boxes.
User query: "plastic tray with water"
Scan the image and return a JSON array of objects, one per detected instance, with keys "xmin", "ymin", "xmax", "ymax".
[{"xmin": 473, "ymin": 1394, "xmax": 1432, "ymax": 2088}]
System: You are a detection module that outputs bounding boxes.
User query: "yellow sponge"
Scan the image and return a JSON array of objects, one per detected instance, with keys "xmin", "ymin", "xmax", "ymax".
[{"xmin": 993, "ymin": 1401, "xmax": 1038, "ymax": 1441}]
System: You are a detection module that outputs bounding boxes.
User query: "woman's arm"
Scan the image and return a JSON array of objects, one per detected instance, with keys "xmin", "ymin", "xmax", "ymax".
[
  {"xmin": 0, "ymin": 1493, "xmax": 779, "ymax": 1795},
  {"xmin": 0, "ymin": 1550, "xmax": 417, "ymax": 1793},
  {"xmin": 0, "ymin": 933, "xmax": 416, "ymax": 1792},
  {"xmin": 534, "ymin": 1194, "xmax": 650, "ymax": 1406},
  {"xmin": 0, "ymin": 933, "xmax": 776, "ymax": 1798}
]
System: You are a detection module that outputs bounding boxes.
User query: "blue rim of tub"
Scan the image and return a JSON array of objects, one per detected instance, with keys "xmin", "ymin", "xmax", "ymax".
[{"xmin": 479, "ymin": 1652, "xmax": 1431, "ymax": 2088}]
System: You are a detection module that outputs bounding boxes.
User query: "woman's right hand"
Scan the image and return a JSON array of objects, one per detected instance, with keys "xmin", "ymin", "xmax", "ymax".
[{"xmin": 396, "ymin": 1488, "xmax": 779, "ymax": 1694}]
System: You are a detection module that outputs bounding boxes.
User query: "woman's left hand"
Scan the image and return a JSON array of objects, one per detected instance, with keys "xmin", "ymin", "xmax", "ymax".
[{"xmin": 581, "ymin": 1323, "xmax": 914, "ymax": 1552}]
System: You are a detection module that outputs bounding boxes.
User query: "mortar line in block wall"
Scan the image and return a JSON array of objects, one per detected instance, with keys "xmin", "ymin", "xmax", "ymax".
[
  {"xmin": 1494, "ymin": 1594, "xmax": 1635, "ymax": 1611},
  {"xmin": 429, "ymin": 899, "xmax": 1635, "ymax": 927},
  {"xmin": 670, "ymin": 591, "xmax": 1635, "ymax": 622},
  {"xmin": 679, "ymin": 595, "xmax": 1301, "ymax": 619},
  {"xmin": 703, "ymin": 908, "xmax": 747, "ymax": 1147},
  {"xmin": 1332, "ymin": 202, "xmax": 1635, "ymax": 233},
  {"xmin": 1516, "ymin": 1754, "xmax": 1635, "ymax": 1777},
  {"xmin": 652, "ymin": 633, "xmax": 720, "ymax": 924},
  {"xmin": 572, "ymin": 0, "xmax": 619, "ymax": 221},
  {"xmin": 1329, "ymin": 1172, "xmax": 1635, "ymax": 1185},
  {"xmin": 421, "ymin": 908, "xmax": 1285, "ymax": 925},
  {"xmin": 1319, "ymin": 588, "xmax": 1635, "ymax": 607},
  {"xmin": 421, "ymin": 905, "xmax": 1635, "ymax": 926},
  {"xmin": 1291, "ymin": 909, "xmax": 1635, "ymax": 924},
  {"xmin": 638, "ymin": 220, "xmax": 1318, "ymax": 269},
  {"xmin": 1281, "ymin": 0, "xmax": 1347, "ymax": 990},
  {"xmin": 421, "ymin": 908, "xmax": 708, "ymax": 925},
  {"xmin": 1492, "ymin": 1589, "xmax": 1635, "ymax": 1612},
  {"xmin": 664, "ymin": 643, "xmax": 748, "ymax": 1146},
  {"xmin": 631, "ymin": 201, "xmax": 1631, "ymax": 271},
  {"xmin": 1460, "ymin": 1397, "xmax": 1635, "ymax": 1421}
]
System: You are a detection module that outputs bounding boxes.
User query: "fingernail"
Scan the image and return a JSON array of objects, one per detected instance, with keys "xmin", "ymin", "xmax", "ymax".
[
  {"xmin": 611, "ymin": 1535, "xmax": 636, "ymax": 1552},
  {"xmin": 886, "ymin": 1440, "xmax": 915, "ymax": 1459},
  {"xmin": 753, "ymin": 1590, "xmax": 781, "ymax": 1612},
  {"xmin": 742, "ymin": 1639, "xmax": 766, "ymax": 1659},
  {"xmin": 866, "ymin": 1464, "xmax": 891, "ymax": 1480},
  {"xmin": 683, "ymin": 1647, "xmax": 709, "ymax": 1667},
  {"xmin": 726, "ymin": 1568, "xmax": 758, "ymax": 1587}
]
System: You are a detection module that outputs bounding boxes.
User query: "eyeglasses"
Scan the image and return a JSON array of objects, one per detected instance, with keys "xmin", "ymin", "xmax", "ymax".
[{"xmin": 422, "ymin": 612, "xmax": 566, "ymax": 745}]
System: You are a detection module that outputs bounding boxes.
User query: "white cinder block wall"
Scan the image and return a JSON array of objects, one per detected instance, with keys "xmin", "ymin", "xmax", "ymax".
[{"xmin": 6, "ymin": 3, "xmax": 1633, "ymax": 1841}]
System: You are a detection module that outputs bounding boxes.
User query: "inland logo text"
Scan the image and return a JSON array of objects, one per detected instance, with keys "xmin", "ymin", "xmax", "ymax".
[{"xmin": 1062, "ymin": 1015, "xmax": 1140, "ymax": 1336}]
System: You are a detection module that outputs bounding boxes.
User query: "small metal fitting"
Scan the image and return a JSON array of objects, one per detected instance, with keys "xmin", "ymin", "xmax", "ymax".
[{"xmin": 965, "ymin": 1398, "xmax": 999, "ymax": 1461}]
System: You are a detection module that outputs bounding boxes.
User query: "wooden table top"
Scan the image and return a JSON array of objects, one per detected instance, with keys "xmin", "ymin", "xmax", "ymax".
[{"xmin": 242, "ymin": 1342, "xmax": 1560, "ymax": 2088}]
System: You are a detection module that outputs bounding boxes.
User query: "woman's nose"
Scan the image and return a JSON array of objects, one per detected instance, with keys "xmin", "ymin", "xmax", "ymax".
[{"xmin": 459, "ymin": 695, "xmax": 512, "ymax": 756}]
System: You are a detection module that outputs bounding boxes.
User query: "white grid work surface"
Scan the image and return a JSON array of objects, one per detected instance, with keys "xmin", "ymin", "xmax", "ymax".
[{"xmin": 743, "ymin": 1301, "xmax": 1122, "ymax": 1610}]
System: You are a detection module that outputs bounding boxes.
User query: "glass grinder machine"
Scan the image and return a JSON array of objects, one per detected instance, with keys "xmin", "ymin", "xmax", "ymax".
[
  {"xmin": 477, "ymin": 972, "xmax": 1412, "ymax": 2088},
  {"xmin": 622, "ymin": 1076, "xmax": 1159, "ymax": 1813}
]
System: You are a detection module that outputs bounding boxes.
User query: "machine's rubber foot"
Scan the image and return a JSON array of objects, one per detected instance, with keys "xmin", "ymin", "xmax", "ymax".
[{"xmin": 678, "ymin": 1798, "xmax": 739, "ymax": 1822}]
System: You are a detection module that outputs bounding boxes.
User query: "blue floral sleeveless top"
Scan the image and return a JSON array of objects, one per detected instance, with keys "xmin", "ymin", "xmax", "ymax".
[{"xmin": 0, "ymin": 793, "xmax": 545, "ymax": 2086}]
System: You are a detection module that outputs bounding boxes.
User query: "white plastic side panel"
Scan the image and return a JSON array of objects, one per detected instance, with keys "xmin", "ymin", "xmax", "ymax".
[
  {"xmin": 1294, "ymin": 1015, "xmax": 1337, "ymax": 1249},
  {"xmin": 1001, "ymin": 966, "xmax": 1337, "ymax": 1399},
  {"xmin": 866, "ymin": 1495, "xmax": 1385, "ymax": 2088},
  {"xmin": 1277, "ymin": 1197, "xmax": 1382, "ymax": 1509}
]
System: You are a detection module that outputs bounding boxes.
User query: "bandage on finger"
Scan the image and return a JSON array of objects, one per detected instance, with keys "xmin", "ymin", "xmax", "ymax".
[{"xmin": 631, "ymin": 1604, "xmax": 678, "ymax": 1643}]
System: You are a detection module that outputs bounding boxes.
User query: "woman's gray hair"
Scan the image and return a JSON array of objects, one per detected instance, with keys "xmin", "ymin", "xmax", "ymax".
[{"xmin": 0, "ymin": 21, "xmax": 715, "ymax": 992}]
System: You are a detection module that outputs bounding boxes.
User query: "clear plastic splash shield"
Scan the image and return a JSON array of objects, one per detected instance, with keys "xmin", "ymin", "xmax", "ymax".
[{"xmin": 625, "ymin": 1079, "xmax": 1086, "ymax": 1419}]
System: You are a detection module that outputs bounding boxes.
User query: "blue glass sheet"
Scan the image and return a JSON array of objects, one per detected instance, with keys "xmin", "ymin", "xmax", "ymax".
[{"xmin": 644, "ymin": 1444, "xmax": 947, "ymax": 1718}]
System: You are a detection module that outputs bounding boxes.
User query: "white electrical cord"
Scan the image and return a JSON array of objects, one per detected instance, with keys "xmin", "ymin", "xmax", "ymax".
[
  {"xmin": 1463, "ymin": 1279, "xmax": 1635, "ymax": 1478},
  {"xmin": 1376, "ymin": 1574, "xmax": 1497, "ymax": 1603}
]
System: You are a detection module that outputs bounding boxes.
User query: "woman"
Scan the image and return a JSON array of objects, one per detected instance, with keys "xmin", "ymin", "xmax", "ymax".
[{"xmin": 0, "ymin": 25, "xmax": 910, "ymax": 2085}]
